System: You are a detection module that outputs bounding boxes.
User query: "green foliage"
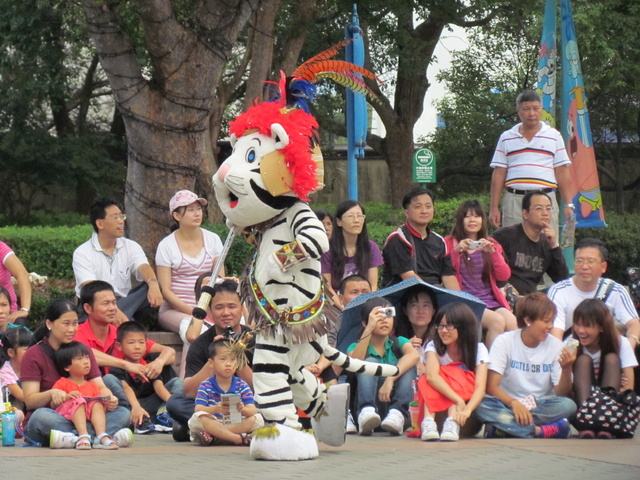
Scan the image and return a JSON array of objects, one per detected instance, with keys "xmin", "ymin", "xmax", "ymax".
[
  {"xmin": 28, "ymin": 281, "xmax": 76, "ymax": 331},
  {"xmin": 0, "ymin": 225, "xmax": 93, "ymax": 279},
  {"xmin": 0, "ymin": 209, "xmax": 87, "ymax": 228}
]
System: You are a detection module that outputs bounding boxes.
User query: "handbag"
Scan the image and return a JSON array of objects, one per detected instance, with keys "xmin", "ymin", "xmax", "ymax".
[{"xmin": 574, "ymin": 386, "xmax": 640, "ymax": 438}]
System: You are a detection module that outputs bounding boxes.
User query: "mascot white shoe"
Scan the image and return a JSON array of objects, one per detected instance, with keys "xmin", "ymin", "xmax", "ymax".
[{"xmin": 213, "ymin": 40, "xmax": 396, "ymax": 461}]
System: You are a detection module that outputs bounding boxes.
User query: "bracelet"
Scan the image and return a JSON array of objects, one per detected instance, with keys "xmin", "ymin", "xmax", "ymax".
[
  {"xmin": 566, "ymin": 203, "xmax": 575, "ymax": 209},
  {"xmin": 19, "ymin": 307, "xmax": 29, "ymax": 312},
  {"xmin": 628, "ymin": 334, "xmax": 639, "ymax": 345},
  {"xmin": 147, "ymin": 278, "xmax": 158, "ymax": 284}
]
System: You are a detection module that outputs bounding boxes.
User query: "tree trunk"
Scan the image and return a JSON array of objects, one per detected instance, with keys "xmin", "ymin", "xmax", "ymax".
[{"xmin": 82, "ymin": 0, "xmax": 256, "ymax": 259}]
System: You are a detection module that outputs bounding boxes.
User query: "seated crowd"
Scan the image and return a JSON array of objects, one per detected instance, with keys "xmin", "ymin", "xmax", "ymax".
[{"xmin": 1, "ymin": 186, "xmax": 639, "ymax": 450}]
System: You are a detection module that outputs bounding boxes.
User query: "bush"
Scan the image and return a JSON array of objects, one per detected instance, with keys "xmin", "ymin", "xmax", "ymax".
[{"xmin": 0, "ymin": 225, "xmax": 93, "ymax": 279}]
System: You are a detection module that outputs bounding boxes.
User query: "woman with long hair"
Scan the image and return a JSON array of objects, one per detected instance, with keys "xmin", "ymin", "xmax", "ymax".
[
  {"xmin": 445, "ymin": 199, "xmax": 516, "ymax": 347},
  {"xmin": 417, "ymin": 303, "xmax": 488, "ymax": 442},
  {"xmin": 571, "ymin": 298, "xmax": 637, "ymax": 438},
  {"xmin": 321, "ymin": 200, "xmax": 383, "ymax": 308}
]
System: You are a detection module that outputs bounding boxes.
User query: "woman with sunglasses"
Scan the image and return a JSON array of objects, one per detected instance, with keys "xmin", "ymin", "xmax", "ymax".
[{"xmin": 417, "ymin": 303, "xmax": 488, "ymax": 442}]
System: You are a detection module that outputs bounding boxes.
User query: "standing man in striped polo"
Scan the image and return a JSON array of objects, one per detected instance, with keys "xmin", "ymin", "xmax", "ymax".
[{"xmin": 489, "ymin": 90, "xmax": 574, "ymax": 234}]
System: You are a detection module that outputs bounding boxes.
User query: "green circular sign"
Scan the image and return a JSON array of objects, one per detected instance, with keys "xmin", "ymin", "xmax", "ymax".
[{"xmin": 412, "ymin": 148, "xmax": 436, "ymax": 183}]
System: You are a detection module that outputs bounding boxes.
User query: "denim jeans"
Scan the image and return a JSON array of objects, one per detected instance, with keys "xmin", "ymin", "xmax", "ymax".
[
  {"xmin": 474, "ymin": 394, "xmax": 577, "ymax": 438},
  {"xmin": 357, "ymin": 360, "xmax": 416, "ymax": 428},
  {"xmin": 166, "ymin": 393, "xmax": 196, "ymax": 425},
  {"xmin": 138, "ymin": 377, "xmax": 184, "ymax": 418},
  {"xmin": 103, "ymin": 374, "xmax": 128, "ymax": 408},
  {"xmin": 25, "ymin": 405, "xmax": 130, "ymax": 446}
]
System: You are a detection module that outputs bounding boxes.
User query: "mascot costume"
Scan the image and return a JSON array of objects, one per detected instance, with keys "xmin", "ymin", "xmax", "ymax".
[{"xmin": 211, "ymin": 41, "xmax": 399, "ymax": 460}]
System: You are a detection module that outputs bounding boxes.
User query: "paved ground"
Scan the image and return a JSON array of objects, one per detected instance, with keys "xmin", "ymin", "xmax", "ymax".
[{"xmin": 2, "ymin": 430, "xmax": 639, "ymax": 480}]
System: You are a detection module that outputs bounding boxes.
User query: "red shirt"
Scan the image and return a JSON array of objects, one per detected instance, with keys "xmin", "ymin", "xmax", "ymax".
[{"xmin": 74, "ymin": 321, "xmax": 156, "ymax": 373}]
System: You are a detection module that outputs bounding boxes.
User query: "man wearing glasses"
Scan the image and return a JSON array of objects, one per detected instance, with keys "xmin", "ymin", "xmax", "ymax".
[
  {"xmin": 489, "ymin": 90, "xmax": 574, "ymax": 235},
  {"xmin": 73, "ymin": 198, "xmax": 163, "ymax": 324},
  {"xmin": 491, "ymin": 192, "xmax": 568, "ymax": 296}
]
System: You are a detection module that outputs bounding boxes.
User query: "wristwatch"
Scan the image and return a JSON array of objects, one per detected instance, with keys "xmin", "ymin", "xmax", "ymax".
[{"xmin": 19, "ymin": 307, "xmax": 29, "ymax": 312}]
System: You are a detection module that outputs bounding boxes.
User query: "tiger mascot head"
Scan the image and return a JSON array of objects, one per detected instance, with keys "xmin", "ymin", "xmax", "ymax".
[{"xmin": 213, "ymin": 84, "xmax": 324, "ymax": 228}]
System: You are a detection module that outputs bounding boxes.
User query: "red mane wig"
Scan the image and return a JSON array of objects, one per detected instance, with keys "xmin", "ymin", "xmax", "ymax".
[{"xmin": 229, "ymin": 101, "xmax": 320, "ymax": 202}]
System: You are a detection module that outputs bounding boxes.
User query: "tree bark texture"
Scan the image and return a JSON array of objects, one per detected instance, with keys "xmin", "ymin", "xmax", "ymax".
[{"xmin": 82, "ymin": 0, "xmax": 257, "ymax": 259}]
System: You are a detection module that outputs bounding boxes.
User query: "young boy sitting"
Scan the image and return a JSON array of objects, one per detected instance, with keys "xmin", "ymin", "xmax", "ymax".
[
  {"xmin": 348, "ymin": 297, "xmax": 420, "ymax": 436},
  {"xmin": 110, "ymin": 322, "xmax": 184, "ymax": 433},
  {"xmin": 188, "ymin": 339, "xmax": 261, "ymax": 446}
]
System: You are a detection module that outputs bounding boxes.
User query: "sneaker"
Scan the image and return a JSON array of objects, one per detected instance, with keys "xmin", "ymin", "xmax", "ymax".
[
  {"xmin": 172, "ymin": 421, "xmax": 190, "ymax": 442},
  {"xmin": 134, "ymin": 417, "xmax": 155, "ymax": 434},
  {"xmin": 50, "ymin": 430, "xmax": 78, "ymax": 449},
  {"xmin": 420, "ymin": 417, "xmax": 439, "ymax": 441},
  {"xmin": 483, "ymin": 424, "xmax": 510, "ymax": 438},
  {"xmin": 155, "ymin": 412, "xmax": 174, "ymax": 428},
  {"xmin": 578, "ymin": 430, "xmax": 595, "ymax": 439},
  {"xmin": 113, "ymin": 428, "xmax": 134, "ymax": 447},
  {"xmin": 346, "ymin": 411, "xmax": 358, "ymax": 435},
  {"xmin": 440, "ymin": 417, "xmax": 460, "ymax": 442},
  {"xmin": 596, "ymin": 430, "xmax": 613, "ymax": 439},
  {"xmin": 538, "ymin": 418, "xmax": 570, "ymax": 439},
  {"xmin": 381, "ymin": 408, "xmax": 405, "ymax": 436},
  {"xmin": 153, "ymin": 423, "xmax": 173, "ymax": 433},
  {"xmin": 358, "ymin": 407, "xmax": 381, "ymax": 436}
]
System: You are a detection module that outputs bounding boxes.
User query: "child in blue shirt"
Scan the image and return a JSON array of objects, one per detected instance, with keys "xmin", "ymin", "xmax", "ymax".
[{"xmin": 188, "ymin": 339, "xmax": 260, "ymax": 445}]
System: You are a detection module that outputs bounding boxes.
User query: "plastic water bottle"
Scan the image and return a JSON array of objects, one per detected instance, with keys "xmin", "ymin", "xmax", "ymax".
[{"xmin": 2, "ymin": 411, "xmax": 16, "ymax": 446}]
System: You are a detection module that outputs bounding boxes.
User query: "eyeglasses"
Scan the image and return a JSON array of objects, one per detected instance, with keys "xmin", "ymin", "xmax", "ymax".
[
  {"xmin": 107, "ymin": 214, "xmax": 127, "ymax": 221},
  {"xmin": 530, "ymin": 206, "xmax": 552, "ymax": 213},
  {"xmin": 342, "ymin": 214, "xmax": 366, "ymax": 220},
  {"xmin": 575, "ymin": 258, "xmax": 599, "ymax": 266},
  {"xmin": 436, "ymin": 324, "xmax": 457, "ymax": 331}
]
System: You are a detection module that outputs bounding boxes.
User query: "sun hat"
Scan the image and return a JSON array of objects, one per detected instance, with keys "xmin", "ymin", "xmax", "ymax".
[{"xmin": 169, "ymin": 190, "xmax": 208, "ymax": 214}]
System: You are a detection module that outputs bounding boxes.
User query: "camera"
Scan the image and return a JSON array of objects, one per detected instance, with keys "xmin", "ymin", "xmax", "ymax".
[
  {"xmin": 468, "ymin": 240, "xmax": 483, "ymax": 250},
  {"xmin": 224, "ymin": 325, "xmax": 241, "ymax": 341},
  {"xmin": 382, "ymin": 307, "xmax": 396, "ymax": 317}
]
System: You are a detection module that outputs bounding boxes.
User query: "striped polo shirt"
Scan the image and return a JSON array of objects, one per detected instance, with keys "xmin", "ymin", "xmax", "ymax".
[{"xmin": 490, "ymin": 122, "xmax": 571, "ymax": 190}]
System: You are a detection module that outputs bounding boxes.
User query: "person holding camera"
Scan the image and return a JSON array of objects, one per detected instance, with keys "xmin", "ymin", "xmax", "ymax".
[
  {"xmin": 348, "ymin": 297, "xmax": 419, "ymax": 436},
  {"xmin": 166, "ymin": 280, "xmax": 254, "ymax": 441},
  {"xmin": 445, "ymin": 200, "xmax": 517, "ymax": 348}
]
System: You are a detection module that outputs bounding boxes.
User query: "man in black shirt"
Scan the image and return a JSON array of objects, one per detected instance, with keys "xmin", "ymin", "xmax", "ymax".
[
  {"xmin": 166, "ymin": 279, "xmax": 254, "ymax": 441},
  {"xmin": 491, "ymin": 191, "xmax": 569, "ymax": 295},
  {"xmin": 382, "ymin": 188, "xmax": 459, "ymax": 289}
]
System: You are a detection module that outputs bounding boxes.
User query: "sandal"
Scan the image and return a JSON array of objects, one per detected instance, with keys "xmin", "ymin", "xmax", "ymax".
[
  {"xmin": 239, "ymin": 433, "xmax": 252, "ymax": 446},
  {"xmin": 75, "ymin": 434, "xmax": 92, "ymax": 450},
  {"xmin": 194, "ymin": 431, "xmax": 216, "ymax": 446},
  {"xmin": 93, "ymin": 432, "xmax": 119, "ymax": 450}
]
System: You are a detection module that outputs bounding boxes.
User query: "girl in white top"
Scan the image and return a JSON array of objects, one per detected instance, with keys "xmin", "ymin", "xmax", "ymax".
[
  {"xmin": 419, "ymin": 303, "xmax": 489, "ymax": 442},
  {"xmin": 156, "ymin": 190, "xmax": 223, "ymax": 333},
  {"xmin": 571, "ymin": 298, "xmax": 638, "ymax": 438}
]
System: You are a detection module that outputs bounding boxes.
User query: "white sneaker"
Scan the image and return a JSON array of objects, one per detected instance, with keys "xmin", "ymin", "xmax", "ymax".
[
  {"xmin": 346, "ymin": 411, "xmax": 358, "ymax": 434},
  {"xmin": 380, "ymin": 408, "xmax": 405, "ymax": 436},
  {"xmin": 358, "ymin": 407, "xmax": 381, "ymax": 436},
  {"xmin": 113, "ymin": 428, "xmax": 134, "ymax": 447},
  {"xmin": 49, "ymin": 430, "xmax": 78, "ymax": 449},
  {"xmin": 440, "ymin": 417, "xmax": 460, "ymax": 442},
  {"xmin": 420, "ymin": 417, "xmax": 439, "ymax": 441}
]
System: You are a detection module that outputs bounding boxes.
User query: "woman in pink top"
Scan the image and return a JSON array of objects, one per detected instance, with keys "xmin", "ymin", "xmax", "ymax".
[
  {"xmin": 0, "ymin": 241, "xmax": 32, "ymax": 325},
  {"xmin": 445, "ymin": 200, "xmax": 516, "ymax": 347},
  {"xmin": 156, "ymin": 190, "xmax": 224, "ymax": 333}
]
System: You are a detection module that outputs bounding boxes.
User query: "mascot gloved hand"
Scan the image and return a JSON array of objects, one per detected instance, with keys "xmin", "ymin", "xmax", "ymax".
[{"xmin": 213, "ymin": 40, "xmax": 398, "ymax": 461}]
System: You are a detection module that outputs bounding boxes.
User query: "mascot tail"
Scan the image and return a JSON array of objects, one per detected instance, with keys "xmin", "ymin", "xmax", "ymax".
[{"xmin": 319, "ymin": 343, "xmax": 400, "ymax": 377}]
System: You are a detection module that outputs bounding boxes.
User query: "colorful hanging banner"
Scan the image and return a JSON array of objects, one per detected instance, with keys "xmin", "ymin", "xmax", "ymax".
[
  {"xmin": 560, "ymin": 0, "xmax": 605, "ymax": 227},
  {"xmin": 536, "ymin": 0, "xmax": 557, "ymax": 127}
]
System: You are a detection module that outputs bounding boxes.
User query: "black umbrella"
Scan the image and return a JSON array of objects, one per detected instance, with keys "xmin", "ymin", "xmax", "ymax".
[{"xmin": 336, "ymin": 277, "xmax": 486, "ymax": 353}]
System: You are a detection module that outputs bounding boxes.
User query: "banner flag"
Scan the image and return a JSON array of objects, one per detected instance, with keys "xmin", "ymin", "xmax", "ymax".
[
  {"xmin": 536, "ymin": 0, "xmax": 557, "ymax": 127},
  {"xmin": 560, "ymin": 0, "xmax": 605, "ymax": 227}
]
